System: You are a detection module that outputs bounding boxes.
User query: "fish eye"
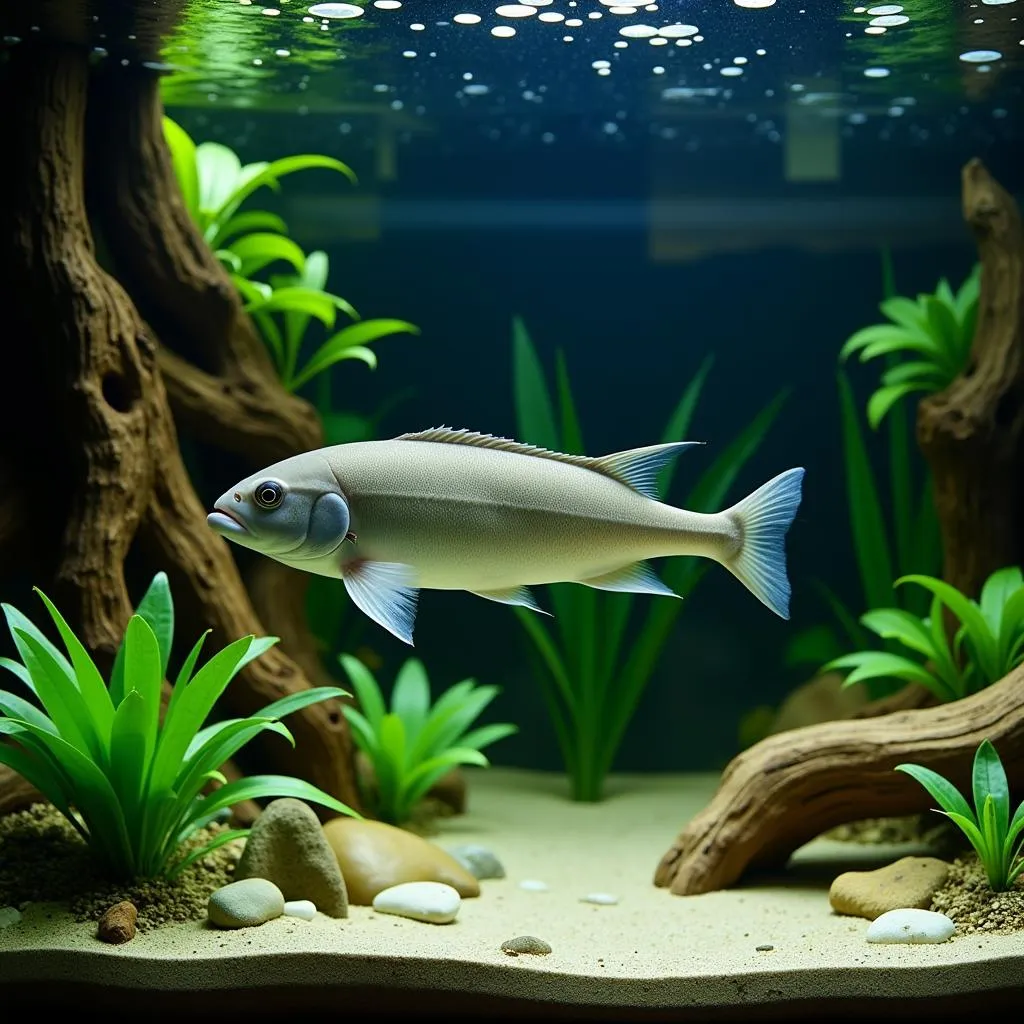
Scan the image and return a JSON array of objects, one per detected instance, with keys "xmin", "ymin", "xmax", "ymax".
[{"xmin": 253, "ymin": 480, "xmax": 285, "ymax": 510}]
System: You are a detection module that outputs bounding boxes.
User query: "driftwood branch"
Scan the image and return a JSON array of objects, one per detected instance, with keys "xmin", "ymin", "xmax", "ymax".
[{"xmin": 655, "ymin": 159, "xmax": 1024, "ymax": 895}]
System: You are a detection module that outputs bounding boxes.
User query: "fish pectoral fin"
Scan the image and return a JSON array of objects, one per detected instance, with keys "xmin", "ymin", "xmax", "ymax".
[
  {"xmin": 470, "ymin": 586, "xmax": 551, "ymax": 616},
  {"xmin": 342, "ymin": 561, "xmax": 420, "ymax": 646},
  {"xmin": 579, "ymin": 562, "xmax": 680, "ymax": 598}
]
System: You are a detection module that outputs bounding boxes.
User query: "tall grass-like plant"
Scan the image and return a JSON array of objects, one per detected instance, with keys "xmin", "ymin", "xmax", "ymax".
[
  {"xmin": 338, "ymin": 655, "xmax": 516, "ymax": 824},
  {"xmin": 0, "ymin": 572, "xmax": 357, "ymax": 880},
  {"xmin": 511, "ymin": 317, "xmax": 787, "ymax": 801}
]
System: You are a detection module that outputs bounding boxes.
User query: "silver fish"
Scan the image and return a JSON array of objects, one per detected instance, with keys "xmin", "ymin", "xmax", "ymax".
[{"xmin": 207, "ymin": 427, "xmax": 804, "ymax": 646}]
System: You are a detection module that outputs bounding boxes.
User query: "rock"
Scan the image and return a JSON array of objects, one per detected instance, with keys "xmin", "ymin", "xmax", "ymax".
[
  {"xmin": 234, "ymin": 798, "xmax": 348, "ymax": 918},
  {"xmin": 0, "ymin": 906, "xmax": 22, "ymax": 928},
  {"xmin": 518, "ymin": 879, "xmax": 549, "ymax": 892},
  {"xmin": 580, "ymin": 892, "xmax": 619, "ymax": 905},
  {"xmin": 283, "ymin": 900, "xmax": 317, "ymax": 921},
  {"xmin": 323, "ymin": 817, "xmax": 480, "ymax": 906},
  {"xmin": 97, "ymin": 900, "xmax": 137, "ymax": 944},
  {"xmin": 501, "ymin": 935, "xmax": 552, "ymax": 956},
  {"xmin": 866, "ymin": 908, "xmax": 956, "ymax": 944},
  {"xmin": 446, "ymin": 843, "xmax": 505, "ymax": 880},
  {"xmin": 829, "ymin": 856, "xmax": 950, "ymax": 920},
  {"xmin": 372, "ymin": 881, "xmax": 461, "ymax": 924},
  {"xmin": 207, "ymin": 878, "xmax": 285, "ymax": 929},
  {"xmin": 769, "ymin": 671, "xmax": 870, "ymax": 734}
]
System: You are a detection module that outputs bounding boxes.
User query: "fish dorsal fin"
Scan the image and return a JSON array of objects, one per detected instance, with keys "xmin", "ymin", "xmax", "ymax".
[{"xmin": 397, "ymin": 426, "xmax": 702, "ymax": 500}]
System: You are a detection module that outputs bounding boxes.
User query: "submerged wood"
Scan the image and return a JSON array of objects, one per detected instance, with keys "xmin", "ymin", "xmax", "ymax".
[
  {"xmin": 656, "ymin": 160, "xmax": 1024, "ymax": 895},
  {"xmin": 0, "ymin": 42, "xmax": 359, "ymax": 817}
]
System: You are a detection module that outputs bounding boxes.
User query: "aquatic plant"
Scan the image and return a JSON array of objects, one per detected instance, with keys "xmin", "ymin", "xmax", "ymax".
[
  {"xmin": 511, "ymin": 317, "xmax": 787, "ymax": 801},
  {"xmin": 840, "ymin": 264, "xmax": 980, "ymax": 429},
  {"xmin": 338, "ymin": 654, "xmax": 517, "ymax": 825},
  {"xmin": 233, "ymin": 250, "xmax": 418, "ymax": 393},
  {"xmin": 0, "ymin": 572, "xmax": 357, "ymax": 881},
  {"xmin": 162, "ymin": 117, "xmax": 417, "ymax": 392},
  {"xmin": 824, "ymin": 567, "xmax": 1024, "ymax": 703},
  {"xmin": 896, "ymin": 740, "xmax": 1024, "ymax": 892}
]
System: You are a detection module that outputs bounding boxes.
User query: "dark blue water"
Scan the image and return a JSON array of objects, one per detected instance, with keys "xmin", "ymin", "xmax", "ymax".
[{"xmin": 2, "ymin": 0, "xmax": 1022, "ymax": 772}]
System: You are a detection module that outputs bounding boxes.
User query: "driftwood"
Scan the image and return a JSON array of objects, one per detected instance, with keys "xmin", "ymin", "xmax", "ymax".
[
  {"xmin": 0, "ymin": 38, "xmax": 359, "ymax": 817},
  {"xmin": 655, "ymin": 159, "xmax": 1024, "ymax": 895}
]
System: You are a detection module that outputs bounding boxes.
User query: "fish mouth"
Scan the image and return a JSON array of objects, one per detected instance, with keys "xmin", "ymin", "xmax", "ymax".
[{"xmin": 207, "ymin": 505, "xmax": 250, "ymax": 537}]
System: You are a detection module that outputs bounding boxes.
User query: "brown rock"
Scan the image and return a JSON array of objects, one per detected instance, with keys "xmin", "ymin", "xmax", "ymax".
[
  {"xmin": 769, "ymin": 672, "xmax": 870, "ymax": 734},
  {"xmin": 97, "ymin": 900, "xmax": 137, "ymax": 944},
  {"xmin": 829, "ymin": 856, "xmax": 950, "ymax": 920},
  {"xmin": 234, "ymin": 798, "xmax": 348, "ymax": 918},
  {"xmin": 322, "ymin": 817, "xmax": 480, "ymax": 906}
]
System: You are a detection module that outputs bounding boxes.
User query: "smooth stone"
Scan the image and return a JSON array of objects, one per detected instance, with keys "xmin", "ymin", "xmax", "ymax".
[
  {"xmin": 323, "ymin": 818, "xmax": 480, "ymax": 906},
  {"xmin": 581, "ymin": 892, "xmax": 619, "ymax": 905},
  {"xmin": 830, "ymin": 856, "xmax": 950, "ymax": 920},
  {"xmin": 207, "ymin": 878, "xmax": 284, "ymax": 929},
  {"xmin": 518, "ymin": 878, "xmax": 549, "ymax": 891},
  {"xmin": 446, "ymin": 843, "xmax": 505, "ymax": 880},
  {"xmin": 501, "ymin": 934, "xmax": 552, "ymax": 956},
  {"xmin": 283, "ymin": 900, "xmax": 317, "ymax": 921},
  {"xmin": 866, "ymin": 908, "xmax": 956, "ymax": 944},
  {"xmin": 0, "ymin": 906, "xmax": 22, "ymax": 928},
  {"xmin": 372, "ymin": 881, "xmax": 461, "ymax": 924},
  {"xmin": 234, "ymin": 798, "xmax": 348, "ymax": 918}
]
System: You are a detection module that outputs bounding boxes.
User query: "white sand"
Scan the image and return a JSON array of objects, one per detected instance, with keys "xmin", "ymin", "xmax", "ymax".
[{"xmin": 1, "ymin": 768, "xmax": 1021, "ymax": 1013}]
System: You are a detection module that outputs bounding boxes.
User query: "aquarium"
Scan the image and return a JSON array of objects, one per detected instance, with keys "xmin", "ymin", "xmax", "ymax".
[{"xmin": 0, "ymin": 0, "xmax": 1022, "ymax": 1017}]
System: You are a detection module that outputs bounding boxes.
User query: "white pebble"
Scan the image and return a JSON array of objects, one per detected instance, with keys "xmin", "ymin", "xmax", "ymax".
[
  {"xmin": 518, "ymin": 878, "xmax": 549, "ymax": 891},
  {"xmin": 581, "ymin": 892, "xmax": 619, "ymax": 905},
  {"xmin": 283, "ymin": 899, "xmax": 317, "ymax": 920},
  {"xmin": 866, "ymin": 908, "xmax": 955, "ymax": 944},
  {"xmin": 373, "ymin": 881, "xmax": 461, "ymax": 924}
]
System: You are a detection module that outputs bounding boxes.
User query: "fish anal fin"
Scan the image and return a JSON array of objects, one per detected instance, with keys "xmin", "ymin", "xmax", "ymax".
[
  {"xmin": 579, "ymin": 562, "xmax": 679, "ymax": 599},
  {"xmin": 470, "ymin": 585, "xmax": 550, "ymax": 616},
  {"xmin": 342, "ymin": 560, "xmax": 420, "ymax": 646},
  {"xmin": 397, "ymin": 426, "xmax": 702, "ymax": 500}
]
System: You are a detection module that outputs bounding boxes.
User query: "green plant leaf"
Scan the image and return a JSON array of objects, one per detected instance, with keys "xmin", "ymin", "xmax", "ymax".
[
  {"xmin": 826, "ymin": 651, "xmax": 948, "ymax": 696},
  {"xmin": 243, "ymin": 286, "xmax": 339, "ymax": 327},
  {"xmin": 458, "ymin": 722, "xmax": 518, "ymax": 751},
  {"xmin": 837, "ymin": 371, "xmax": 893, "ymax": 613},
  {"xmin": 338, "ymin": 654, "xmax": 386, "ymax": 731},
  {"xmin": 0, "ymin": 728, "xmax": 76, "ymax": 821},
  {"xmin": 227, "ymin": 233, "xmax": 306, "ymax": 278},
  {"xmin": 513, "ymin": 315, "xmax": 559, "ymax": 450},
  {"xmin": 162, "ymin": 117, "xmax": 199, "ymax": 222},
  {"xmin": 554, "ymin": 349, "xmax": 585, "ymax": 456},
  {"xmin": 195, "ymin": 141, "xmax": 245, "ymax": 227},
  {"xmin": 390, "ymin": 658, "xmax": 431, "ymax": 738},
  {"xmin": 399, "ymin": 747, "xmax": 489, "ymax": 814},
  {"xmin": 880, "ymin": 295, "xmax": 929, "ymax": 333},
  {"xmin": 33, "ymin": 588, "xmax": 115, "ymax": 743},
  {"xmin": 839, "ymin": 324, "xmax": 920, "ymax": 362},
  {"xmin": 897, "ymin": 574, "xmax": 1000, "ymax": 682},
  {"xmin": 972, "ymin": 739, "xmax": 1010, "ymax": 842},
  {"xmin": 859, "ymin": 608, "xmax": 935, "ymax": 659},
  {"xmin": 108, "ymin": 688, "xmax": 150, "ymax": 815},
  {"xmin": 290, "ymin": 319, "xmax": 419, "ymax": 391},
  {"xmin": 867, "ymin": 382, "xmax": 933, "ymax": 429},
  {"xmin": 895, "ymin": 761, "xmax": 975, "ymax": 820},
  {"xmin": 207, "ymin": 154, "xmax": 356, "ymax": 242},
  {"xmin": 216, "ymin": 210, "xmax": 289, "ymax": 245},
  {"xmin": 122, "ymin": 615, "xmax": 164, "ymax": 788}
]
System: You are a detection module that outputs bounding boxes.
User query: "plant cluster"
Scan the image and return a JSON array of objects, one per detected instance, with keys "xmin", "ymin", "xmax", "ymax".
[
  {"xmin": 0, "ymin": 572, "xmax": 357, "ymax": 880},
  {"xmin": 840, "ymin": 263, "xmax": 980, "ymax": 429},
  {"xmin": 162, "ymin": 116, "xmax": 417, "ymax": 392},
  {"xmin": 825, "ymin": 567, "xmax": 1024, "ymax": 703},
  {"xmin": 897, "ymin": 739, "xmax": 1024, "ymax": 892},
  {"xmin": 338, "ymin": 654, "xmax": 516, "ymax": 825},
  {"xmin": 511, "ymin": 317, "xmax": 787, "ymax": 800}
]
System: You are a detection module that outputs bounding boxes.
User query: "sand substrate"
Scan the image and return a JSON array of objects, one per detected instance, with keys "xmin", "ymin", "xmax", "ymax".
[{"xmin": 1, "ymin": 768, "xmax": 1022, "ymax": 1019}]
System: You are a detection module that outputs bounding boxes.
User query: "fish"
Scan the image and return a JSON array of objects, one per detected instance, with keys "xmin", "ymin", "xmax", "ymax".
[{"xmin": 207, "ymin": 427, "xmax": 805, "ymax": 646}]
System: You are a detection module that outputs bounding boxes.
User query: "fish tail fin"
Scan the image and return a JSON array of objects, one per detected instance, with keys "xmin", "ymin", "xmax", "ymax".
[{"xmin": 719, "ymin": 467, "xmax": 804, "ymax": 619}]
